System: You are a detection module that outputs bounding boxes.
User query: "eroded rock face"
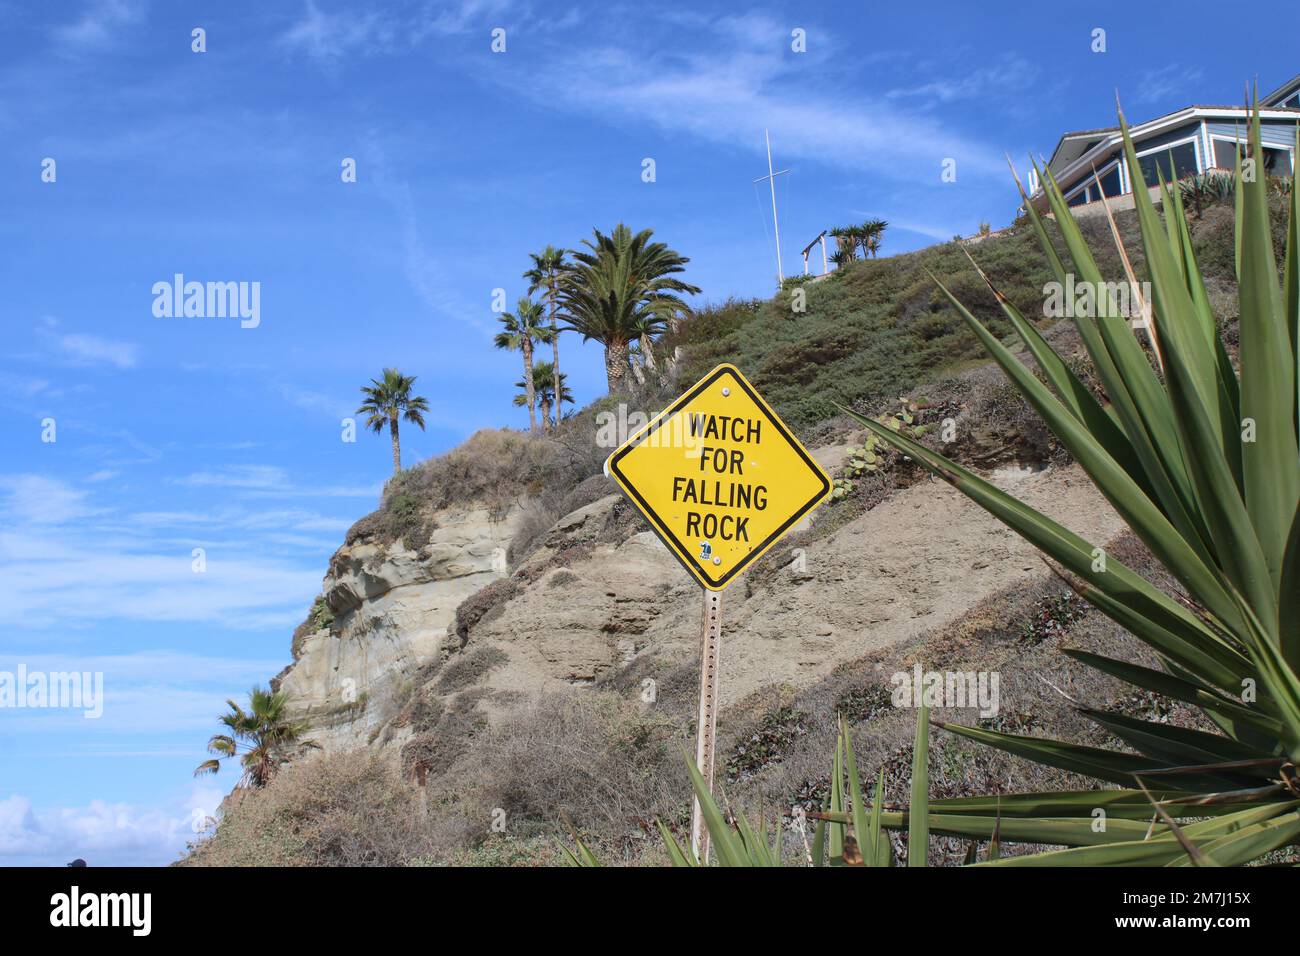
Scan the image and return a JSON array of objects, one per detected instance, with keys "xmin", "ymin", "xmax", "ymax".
[
  {"xmin": 276, "ymin": 459, "xmax": 1126, "ymax": 761},
  {"xmin": 277, "ymin": 505, "xmax": 523, "ymax": 751},
  {"xmin": 468, "ymin": 464, "xmax": 1125, "ymax": 710}
]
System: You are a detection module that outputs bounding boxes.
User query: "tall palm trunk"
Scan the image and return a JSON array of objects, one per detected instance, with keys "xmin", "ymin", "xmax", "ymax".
[
  {"xmin": 522, "ymin": 340, "xmax": 538, "ymax": 433},
  {"xmin": 548, "ymin": 278, "xmax": 561, "ymax": 414},
  {"xmin": 389, "ymin": 413, "xmax": 402, "ymax": 474},
  {"xmin": 604, "ymin": 340, "xmax": 629, "ymax": 394}
]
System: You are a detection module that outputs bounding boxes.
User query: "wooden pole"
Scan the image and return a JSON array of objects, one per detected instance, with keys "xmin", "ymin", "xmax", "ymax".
[
  {"xmin": 801, "ymin": 230, "xmax": 827, "ymax": 279},
  {"xmin": 690, "ymin": 587, "xmax": 723, "ymax": 863}
]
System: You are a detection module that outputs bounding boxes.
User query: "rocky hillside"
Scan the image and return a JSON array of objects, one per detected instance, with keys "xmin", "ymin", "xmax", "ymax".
[
  {"xmin": 190, "ymin": 196, "xmax": 1257, "ymax": 865},
  {"xmin": 277, "ymin": 445, "xmax": 1127, "ymax": 754},
  {"xmin": 274, "ymin": 503, "xmax": 524, "ymax": 753}
]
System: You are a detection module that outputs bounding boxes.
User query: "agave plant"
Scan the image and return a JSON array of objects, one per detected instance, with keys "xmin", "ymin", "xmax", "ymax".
[
  {"xmin": 1180, "ymin": 171, "xmax": 1236, "ymax": 218},
  {"xmin": 836, "ymin": 103, "xmax": 1300, "ymax": 865},
  {"xmin": 560, "ymin": 709, "xmax": 935, "ymax": 867}
]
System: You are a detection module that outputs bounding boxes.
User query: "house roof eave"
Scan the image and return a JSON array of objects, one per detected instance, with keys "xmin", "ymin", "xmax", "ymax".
[
  {"xmin": 1035, "ymin": 105, "xmax": 1300, "ymax": 199},
  {"xmin": 1261, "ymin": 72, "xmax": 1300, "ymax": 107}
]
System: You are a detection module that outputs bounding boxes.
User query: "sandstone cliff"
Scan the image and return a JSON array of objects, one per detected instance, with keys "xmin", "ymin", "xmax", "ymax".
[{"xmin": 273, "ymin": 449, "xmax": 1124, "ymax": 766}]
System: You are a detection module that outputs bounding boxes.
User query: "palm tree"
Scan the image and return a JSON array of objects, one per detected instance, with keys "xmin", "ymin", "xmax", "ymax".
[
  {"xmin": 523, "ymin": 246, "xmax": 569, "ymax": 411},
  {"xmin": 558, "ymin": 224, "xmax": 700, "ymax": 394},
  {"xmin": 494, "ymin": 297, "xmax": 553, "ymax": 433},
  {"xmin": 194, "ymin": 685, "xmax": 313, "ymax": 789},
  {"xmin": 630, "ymin": 311, "xmax": 668, "ymax": 373},
  {"xmin": 513, "ymin": 360, "xmax": 572, "ymax": 429},
  {"xmin": 861, "ymin": 218, "xmax": 889, "ymax": 257},
  {"xmin": 357, "ymin": 368, "xmax": 430, "ymax": 475},
  {"xmin": 829, "ymin": 226, "xmax": 858, "ymax": 263},
  {"xmin": 850, "ymin": 224, "xmax": 871, "ymax": 259}
]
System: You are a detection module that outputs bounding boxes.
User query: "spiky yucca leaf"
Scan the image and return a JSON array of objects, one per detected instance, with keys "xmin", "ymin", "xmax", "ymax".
[{"xmin": 844, "ymin": 102, "xmax": 1300, "ymax": 865}]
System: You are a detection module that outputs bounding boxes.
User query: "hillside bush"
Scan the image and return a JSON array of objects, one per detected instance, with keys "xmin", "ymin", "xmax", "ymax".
[{"xmin": 185, "ymin": 750, "xmax": 432, "ymax": 866}]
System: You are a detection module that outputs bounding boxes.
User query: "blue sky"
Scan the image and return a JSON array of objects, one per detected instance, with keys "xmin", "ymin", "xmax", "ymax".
[{"xmin": 0, "ymin": 0, "xmax": 1292, "ymax": 866}]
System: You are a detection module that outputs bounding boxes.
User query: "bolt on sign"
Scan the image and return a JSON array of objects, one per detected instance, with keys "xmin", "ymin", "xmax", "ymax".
[{"xmin": 605, "ymin": 363, "xmax": 832, "ymax": 590}]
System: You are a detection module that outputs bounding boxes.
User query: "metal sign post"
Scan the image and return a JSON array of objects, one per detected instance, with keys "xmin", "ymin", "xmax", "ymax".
[
  {"xmin": 690, "ymin": 587, "xmax": 723, "ymax": 863},
  {"xmin": 603, "ymin": 364, "xmax": 832, "ymax": 864}
]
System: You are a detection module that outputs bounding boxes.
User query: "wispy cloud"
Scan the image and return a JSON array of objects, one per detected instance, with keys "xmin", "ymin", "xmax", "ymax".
[
  {"xmin": 0, "ymin": 373, "xmax": 53, "ymax": 400},
  {"xmin": 1132, "ymin": 64, "xmax": 1206, "ymax": 106},
  {"xmin": 177, "ymin": 464, "xmax": 289, "ymax": 490},
  {"xmin": 0, "ymin": 529, "xmax": 321, "ymax": 630},
  {"xmin": 362, "ymin": 135, "xmax": 492, "ymax": 334},
  {"xmin": 276, "ymin": 382, "xmax": 351, "ymax": 418},
  {"xmin": 53, "ymin": 332, "xmax": 140, "ymax": 369},
  {"xmin": 0, "ymin": 651, "xmax": 287, "ymax": 735},
  {"xmin": 887, "ymin": 56, "xmax": 1039, "ymax": 104},
  {"xmin": 51, "ymin": 0, "xmax": 145, "ymax": 53},
  {"xmin": 279, "ymin": 0, "xmax": 516, "ymax": 63},
  {"xmin": 490, "ymin": 12, "xmax": 1007, "ymax": 181},
  {"xmin": 175, "ymin": 464, "xmax": 378, "ymax": 499},
  {"xmin": 35, "ymin": 318, "xmax": 140, "ymax": 369},
  {"xmin": 0, "ymin": 475, "xmax": 330, "ymax": 630},
  {"xmin": 0, "ymin": 475, "xmax": 98, "ymax": 525}
]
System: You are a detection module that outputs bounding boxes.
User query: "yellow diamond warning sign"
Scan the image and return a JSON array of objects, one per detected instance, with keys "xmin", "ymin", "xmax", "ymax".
[{"xmin": 605, "ymin": 364, "xmax": 832, "ymax": 590}]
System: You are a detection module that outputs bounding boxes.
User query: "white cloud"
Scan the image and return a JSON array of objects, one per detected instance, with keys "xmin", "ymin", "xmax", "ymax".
[
  {"xmin": 887, "ymin": 56, "xmax": 1039, "ymax": 104},
  {"xmin": 280, "ymin": 0, "xmax": 516, "ymax": 63},
  {"xmin": 36, "ymin": 321, "xmax": 140, "ymax": 369},
  {"xmin": 0, "ymin": 475, "xmax": 330, "ymax": 630},
  {"xmin": 0, "ymin": 531, "xmax": 321, "ymax": 629},
  {"xmin": 277, "ymin": 382, "xmax": 349, "ymax": 418},
  {"xmin": 175, "ymin": 464, "xmax": 378, "ymax": 499},
  {"xmin": 51, "ymin": 0, "xmax": 145, "ymax": 52},
  {"xmin": 0, "ymin": 651, "xmax": 287, "ymax": 735},
  {"xmin": 491, "ymin": 14, "xmax": 1007, "ymax": 182},
  {"xmin": 0, "ymin": 373, "xmax": 53, "ymax": 399},
  {"xmin": 0, "ymin": 475, "xmax": 97, "ymax": 525},
  {"xmin": 280, "ymin": 0, "xmax": 396, "ymax": 62},
  {"xmin": 178, "ymin": 464, "xmax": 288, "ymax": 490},
  {"xmin": 54, "ymin": 332, "xmax": 139, "ymax": 369},
  {"xmin": 1132, "ymin": 64, "xmax": 1206, "ymax": 106},
  {"xmin": 0, "ymin": 781, "xmax": 226, "ymax": 866}
]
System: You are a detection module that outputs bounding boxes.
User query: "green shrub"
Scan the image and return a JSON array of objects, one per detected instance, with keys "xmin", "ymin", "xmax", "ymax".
[{"xmin": 725, "ymin": 705, "xmax": 810, "ymax": 784}]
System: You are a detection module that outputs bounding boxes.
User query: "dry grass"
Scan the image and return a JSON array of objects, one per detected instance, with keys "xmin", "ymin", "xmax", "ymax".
[
  {"xmin": 454, "ymin": 693, "xmax": 689, "ymax": 859},
  {"xmin": 183, "ymin": 749, "xmax": 433, "ymax": 867},
  {"xmin": 708, "ymin": 529, "xmax": 1214, "ymax": 864},
  {"xmin": 188, "ymin": 529, "xmax": 1218, "ymax": 867}
]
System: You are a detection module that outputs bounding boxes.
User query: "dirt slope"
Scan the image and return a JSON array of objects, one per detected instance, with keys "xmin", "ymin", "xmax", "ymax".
[{"xmin": 471, "ymin": 461, "xmax": 1124, "ymax": 710}]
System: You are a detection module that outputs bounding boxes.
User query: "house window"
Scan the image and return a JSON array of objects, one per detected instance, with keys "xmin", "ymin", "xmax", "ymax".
[
  {"xmin": 1067, "ymin": 190, "xmax": 1089, "ymax": 207},
  {"xmin": 1214, "ymin": 138, "xmax": 1243, "ymax": 170},
  {"xmin": 1095, "ymin": 164, "xmax": 1122, "ymax": 198},
  {"xmin": 1263, "ymin": 145, "xmax": 1293, "ymax": 175},
  {"xmin": 1214, "ymin": 138, "xmax": 1293, "ymax": 176},
  {"xmin": 1137, "ymin": 140, "xmax": 1198, "ymax": 187}
]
